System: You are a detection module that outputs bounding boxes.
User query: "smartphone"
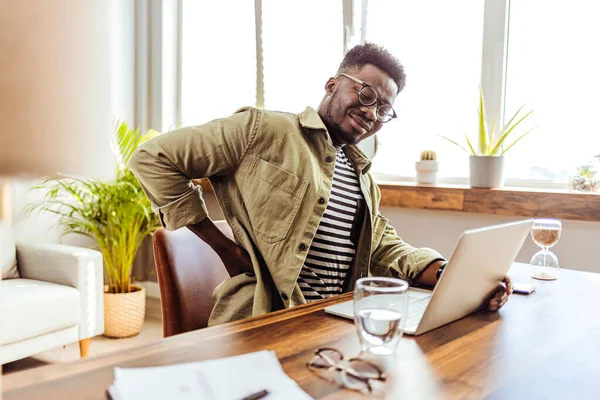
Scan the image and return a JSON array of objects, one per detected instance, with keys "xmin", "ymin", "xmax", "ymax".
[{"xmin": 513, "ymin": 282, "xmax": 537, "ymax": 295}]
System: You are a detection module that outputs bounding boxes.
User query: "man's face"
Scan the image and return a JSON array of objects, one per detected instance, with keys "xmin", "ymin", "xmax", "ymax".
[{"xmin": 320, "ymin": 64, "xmax": 398, "ymax": 147}]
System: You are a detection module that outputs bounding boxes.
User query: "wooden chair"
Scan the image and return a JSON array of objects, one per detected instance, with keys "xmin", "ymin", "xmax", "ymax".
[{"xmin": 152, "ymin": 221, "xmax": 231, "ymax": 337}]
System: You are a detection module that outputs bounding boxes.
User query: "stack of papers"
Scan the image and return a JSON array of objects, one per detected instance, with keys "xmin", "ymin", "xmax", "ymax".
[{"xmin": 107, "ymin": 350, "xmax": 313, "ymax": 400}]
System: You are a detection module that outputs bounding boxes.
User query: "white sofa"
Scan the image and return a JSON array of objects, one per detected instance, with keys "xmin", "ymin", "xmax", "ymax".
[{"xmin": 0, "ymin": 235, "xmax": 104, "ymax": 364}]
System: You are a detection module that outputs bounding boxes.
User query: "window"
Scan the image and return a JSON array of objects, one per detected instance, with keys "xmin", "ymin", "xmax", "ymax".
[
  {"xmin": 365, "ymin": 0, "xmax": 485, "ymax": 179},
  {"xmin": 181, "ymin": 0, "xmax": 344, "ymax": 125},
  {"xmin": 262, "ymin": 0, "xmax": 343, "ymax": 113},
  {"xmin": 177, "ymin": 0, "xmax": 598, "ymax": 188},
  {"xmin": 504, "ymin": 0, "xmax": 600, "ymax": 182},
  {"xmin": 181, "ymin": 0, "xmax": 256, "ymax": 126}
]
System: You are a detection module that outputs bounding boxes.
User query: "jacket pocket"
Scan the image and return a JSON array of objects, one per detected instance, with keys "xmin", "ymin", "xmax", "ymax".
[
  {"xmin": 371, "ymin": 214, "xmax": 389, "ymax": 252},
  {"xmin": 245, "ymin": 157, "xmax": 308, "ymax": 243}
]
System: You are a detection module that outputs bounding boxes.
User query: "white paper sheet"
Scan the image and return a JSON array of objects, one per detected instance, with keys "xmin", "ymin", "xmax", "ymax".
[{"xmin": 109, "ymin": 350, "xmax": 313, "ymax": 400}]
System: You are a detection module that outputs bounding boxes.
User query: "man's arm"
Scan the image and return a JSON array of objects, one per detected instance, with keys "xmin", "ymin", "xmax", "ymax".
[
  {"xmin": 130, "ymin": 108, "xmax": 261, "ymax": 277},
  {"xmin": 414, "ymin": 260, "xmax": 445, "ymax": 287},
  {"xmin": 130, "ymin": 108, "xmax": 261, "ymax": 230},
  {"xmin": 365, "ymin": 177, "xmax": 446, "ymax": 284},
  {"xmin": 370, "ymin": 219, "xmax": 446, "ymax": 285}
]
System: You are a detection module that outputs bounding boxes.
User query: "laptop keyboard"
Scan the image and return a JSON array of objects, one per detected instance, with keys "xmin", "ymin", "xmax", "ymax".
[{"xmin": 405, "ymin": 294, "xmax": 432, "ymax": 331}]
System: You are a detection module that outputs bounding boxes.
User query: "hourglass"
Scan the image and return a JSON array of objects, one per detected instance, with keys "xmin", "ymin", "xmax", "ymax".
[{"xmin": 530, "ymin": 219, "xmax": 562, "ymax": 280}]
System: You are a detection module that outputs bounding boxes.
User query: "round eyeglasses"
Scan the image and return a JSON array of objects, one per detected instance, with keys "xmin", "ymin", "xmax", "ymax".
[{"xmin": 336, "ymin": 73, "xmax": 397, "ymax": 123}]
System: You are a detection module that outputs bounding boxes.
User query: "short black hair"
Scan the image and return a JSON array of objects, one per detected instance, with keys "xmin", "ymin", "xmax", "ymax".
[{"xmin": 337, "ymin": 42, "xmax": 406, "ymax": 93}]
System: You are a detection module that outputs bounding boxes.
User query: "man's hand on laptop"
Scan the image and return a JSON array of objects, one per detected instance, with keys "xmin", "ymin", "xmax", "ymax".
[{"xmin": 487, "ymin": 276, "xmax": 514, "ymax": 311}]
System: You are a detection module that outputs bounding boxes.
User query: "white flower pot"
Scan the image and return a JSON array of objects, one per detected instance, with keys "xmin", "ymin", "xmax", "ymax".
[
  {"xmin": 469, "ymin": 155, "xmax": 505, "ymax": 188},
  {"xmin": 415, "ymin": 160, "xmax": 439, "ymax": 184}
]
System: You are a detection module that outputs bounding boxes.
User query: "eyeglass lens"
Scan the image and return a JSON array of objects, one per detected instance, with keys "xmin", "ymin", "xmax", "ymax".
[{"xmin": 358, "ymin": 86, "xmax": 394, "ymax": 122}]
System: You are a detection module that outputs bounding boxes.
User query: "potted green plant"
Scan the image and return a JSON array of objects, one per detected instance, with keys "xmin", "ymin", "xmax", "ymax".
[
  {"xmin": 441, "ymin": 87, "xmax": 535, "ymax": 188},
  {"xmin": 415, "ymin": 150, "xmax": 439, "ymax": 184},
  {"xmin": 26, "ymin": 122, "xmax": 161, "ymax": 338},
  {"xmin": 570, "ymin": 164, "xmax": 599, "ymax": 192}
]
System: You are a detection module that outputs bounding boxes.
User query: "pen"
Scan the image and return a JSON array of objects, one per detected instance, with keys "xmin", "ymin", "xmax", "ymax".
[{"xmin": 240, "ymin": 389, "xmax": 270, "ymax": 400}]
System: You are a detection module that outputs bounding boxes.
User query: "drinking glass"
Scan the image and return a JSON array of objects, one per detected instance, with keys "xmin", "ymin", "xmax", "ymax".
[
  {"xmin": 353, "ymin": 277, "xmax": 409, "ymax": 356},
  {"xmin": 530, "ymin": 218, "xmax": 562, "ymax": 280}
]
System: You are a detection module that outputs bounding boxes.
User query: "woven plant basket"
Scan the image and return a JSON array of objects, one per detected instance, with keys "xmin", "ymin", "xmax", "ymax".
[{"xmin": 103, "ymin": 285, "xmax": 146, "ymax": 338}]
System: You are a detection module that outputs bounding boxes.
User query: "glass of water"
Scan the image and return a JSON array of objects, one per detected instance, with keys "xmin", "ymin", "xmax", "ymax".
[{"xmin": 354, "ymin": 277, "xmax": 409, "ymax": 356}]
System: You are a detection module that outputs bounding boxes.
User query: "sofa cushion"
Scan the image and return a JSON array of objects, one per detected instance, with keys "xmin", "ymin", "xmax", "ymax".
[
  {"xmin": 0, "ymin": 278, "xmax": 80, "ymax": 345},
  {"xmin": 0, "ymin": 221, "xmax": 19, "ymax": 279}
]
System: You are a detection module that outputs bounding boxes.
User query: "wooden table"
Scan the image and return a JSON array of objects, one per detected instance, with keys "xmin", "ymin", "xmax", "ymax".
[{"xmin": 4, "ymin": 263, "xmax": 600, "ymax": 399}]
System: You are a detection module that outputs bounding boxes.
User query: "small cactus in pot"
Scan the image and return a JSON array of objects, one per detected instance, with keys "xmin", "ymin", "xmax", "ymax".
[
  {"xmin": 415, "ymin": 150, "xmax": 439, "ymax": 184},
  {"xmin": 420, "ymin": 150, "xmax": 437, "ymax": 161}
]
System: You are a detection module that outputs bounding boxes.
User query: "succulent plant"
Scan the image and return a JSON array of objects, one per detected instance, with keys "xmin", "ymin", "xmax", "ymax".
[
  {"xmin": 576, "ymin": 164, "xmax": 597, "ymax": 179},
  {"xmin": 420, "ymin": 150, "xmax": 437, "ymax": 161}
]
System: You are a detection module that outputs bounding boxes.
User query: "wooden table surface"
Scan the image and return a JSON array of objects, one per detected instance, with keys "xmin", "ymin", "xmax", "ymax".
[{"xmin": 4, "ymin": 263, "xmax": 600, "ymax": 399}]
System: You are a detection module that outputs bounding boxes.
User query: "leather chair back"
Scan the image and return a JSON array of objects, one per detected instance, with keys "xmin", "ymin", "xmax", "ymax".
[{"xmin": 152, "ymin": 221, "xmax": 231, "ymax": 337}]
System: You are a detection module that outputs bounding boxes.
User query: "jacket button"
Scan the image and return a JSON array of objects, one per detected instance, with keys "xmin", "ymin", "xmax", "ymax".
[
  {"xmin": 318, "ymin": 197, "xmax": 326, "ymax": 204},
  {"xmin": 299, "ymin": 243, "xmax": 307, "ymax": 251},
  {"xmin": 281, "ymin": 292, "xmax": 288, "ymax": 301},
  {"xmin": 325, "ymin": 156, "xmax": 334, "ymax": 163}
]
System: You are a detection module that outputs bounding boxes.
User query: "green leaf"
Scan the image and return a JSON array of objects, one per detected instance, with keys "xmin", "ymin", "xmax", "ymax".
[
  {"xmin": 576, "ymin": 165, "xmax": 597, "ymax": 178},
  {"xmin": 487, "ymin": 120, "xmax": 497, "ymax": 155},
  {"xmin": 490, "ymin": 110, "xmax": 534, "ymax": 155},
  {"xmin": 501, "ymin": 126, "xmax": 538, "ymax": 155},
  {"xmin": 478, "ymin": 86, "xmax": 488, "ymax": 155},
  {"xmin": 114, "ymin": 121, "xmax": 142, "ymax": 175},
  {"xmin": 439, "ymin": 135, "xmax": 469, "ymax": 153},
  {"xmin": 464, "ymin": 133, "xmax": 477, "ymax": 155},
  {"xmin": 501, "ymin": 105, "xmax": 525, "ymax": 135}
]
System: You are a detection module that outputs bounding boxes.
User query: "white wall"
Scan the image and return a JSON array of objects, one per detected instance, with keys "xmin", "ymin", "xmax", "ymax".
[
  {"xmin": 380, "ymin": 207, "xmax": 600, "ymax": 274},
  {"xmin": 201, "ymin": 192, "xmax": 600, "ymax": 274},
  {"xmin": 11, "ymin": 0, "xmax": 136, "ymax": 247},
  {"xmin": 11, "ymin": 180, "xmax": 93, "ymax": 247}
]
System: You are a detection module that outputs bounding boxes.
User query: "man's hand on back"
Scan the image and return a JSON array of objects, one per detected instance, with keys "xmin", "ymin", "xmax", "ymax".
[
  {"xmin": 187, "ymin": 218, "xmax": 254, "ymax": 278},
  {"xmin": 217, "ymin": 240, "xmax": 254, "ymax": 277}
]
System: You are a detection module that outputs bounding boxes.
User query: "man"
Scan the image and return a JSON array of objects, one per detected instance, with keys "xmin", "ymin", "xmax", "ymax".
[{"xmin": 130, "ymin": 42, "xmax": 512, "ymax": 326}]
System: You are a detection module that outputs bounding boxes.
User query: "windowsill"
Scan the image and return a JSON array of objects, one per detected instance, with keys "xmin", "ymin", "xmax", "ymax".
[
  {"xmin": 376, "ymin": 180, "xmax": 600, "ymax": 222},
  {"xmin": 196, "ymin": 178, "xmax": 600, "ymax": 222}
]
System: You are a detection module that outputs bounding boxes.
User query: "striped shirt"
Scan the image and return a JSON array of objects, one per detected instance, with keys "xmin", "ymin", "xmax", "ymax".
[{"xmin": 299, "ymin": 148, "xmax": 362, "ymax": 302}]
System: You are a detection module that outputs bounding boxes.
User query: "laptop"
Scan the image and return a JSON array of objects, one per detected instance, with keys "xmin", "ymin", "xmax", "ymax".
[{"xmin": 324, "ymin": 219, "xmax": 534, "ymax": 336}]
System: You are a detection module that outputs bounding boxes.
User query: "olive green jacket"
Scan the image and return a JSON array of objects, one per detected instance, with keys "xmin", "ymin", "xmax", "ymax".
[{"xmin": 130, "ymin": 107, "xmax": 444, "ymax": 326}]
